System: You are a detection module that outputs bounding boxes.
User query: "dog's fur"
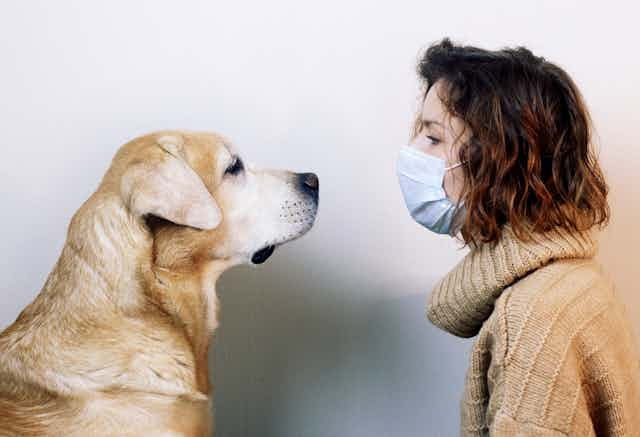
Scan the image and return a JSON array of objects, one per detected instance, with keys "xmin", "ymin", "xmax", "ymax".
[{"xmin": 0, "ymin": 131, "xmax": 318, "ymax": 436}]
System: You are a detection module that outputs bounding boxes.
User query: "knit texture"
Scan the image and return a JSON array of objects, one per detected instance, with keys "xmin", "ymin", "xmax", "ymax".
[{"xmin": 427, "ymin": 227, "xmax": 640, "ymax": 436}]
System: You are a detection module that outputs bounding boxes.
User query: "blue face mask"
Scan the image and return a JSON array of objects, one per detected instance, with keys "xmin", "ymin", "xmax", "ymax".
[{"xmin": 396, "ymin": 145, "xmax": 464, "ymax": 235}]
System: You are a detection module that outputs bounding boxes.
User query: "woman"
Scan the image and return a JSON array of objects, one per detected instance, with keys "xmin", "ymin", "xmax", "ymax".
[{"xmin": 397, "ymin": 39, "xmax": 640, "ymax": 436}]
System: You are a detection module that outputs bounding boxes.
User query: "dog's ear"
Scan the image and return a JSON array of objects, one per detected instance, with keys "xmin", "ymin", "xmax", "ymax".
[{"xmin": 121, "ymin": 135, "xmax": 222, "ymax": 230}]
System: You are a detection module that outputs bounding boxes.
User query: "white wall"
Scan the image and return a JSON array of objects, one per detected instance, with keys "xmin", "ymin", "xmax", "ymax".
[{"xmin": 0, "ymin": 1, "xmax": 638, "ymax": 436}]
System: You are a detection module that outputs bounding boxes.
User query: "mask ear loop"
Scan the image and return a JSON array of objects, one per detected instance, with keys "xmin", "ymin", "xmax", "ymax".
[{"xmin": 445, "ymin": 161, "xmax": 466, "ymax": 171}]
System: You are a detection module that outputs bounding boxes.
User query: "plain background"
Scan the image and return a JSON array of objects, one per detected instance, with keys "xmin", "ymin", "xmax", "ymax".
[{"xmin": 1, "ymin": 1, "xmax": 638, "ymax": 436}]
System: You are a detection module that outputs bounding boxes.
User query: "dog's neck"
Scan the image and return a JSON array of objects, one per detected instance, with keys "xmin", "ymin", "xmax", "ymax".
[
  {"xmin": 145, "ymin": 260, "xmax": 229, "ymax": 394},
  {"xmin": 0, "ymin": 192, "xmax": 221, "ymax": 399}
]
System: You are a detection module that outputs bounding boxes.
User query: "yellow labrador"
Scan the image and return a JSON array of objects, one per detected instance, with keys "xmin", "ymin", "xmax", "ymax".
[{"xmin": 0, "ymin": 131, "xmax": 319, "ymax": 436}]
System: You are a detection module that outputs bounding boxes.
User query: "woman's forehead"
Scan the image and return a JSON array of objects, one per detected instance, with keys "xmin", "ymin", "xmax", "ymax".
[{"xmin": 421, "ymin": 82, "xmax": 448, "ymax": 125}]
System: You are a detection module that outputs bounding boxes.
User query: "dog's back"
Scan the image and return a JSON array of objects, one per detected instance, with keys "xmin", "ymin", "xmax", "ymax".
[
  {"xmin": 0, "ymin": 388, "xmax": 212, "ymax": 437},
  {"xmin": 0, "ymin": 385, "xmax": 73, "ymax": 437}
]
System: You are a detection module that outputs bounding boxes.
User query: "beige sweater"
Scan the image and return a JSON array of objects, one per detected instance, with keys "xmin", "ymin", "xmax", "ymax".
[{"xmin": 427, "ymin": 227, "xmax": 640, "ymax": 436}]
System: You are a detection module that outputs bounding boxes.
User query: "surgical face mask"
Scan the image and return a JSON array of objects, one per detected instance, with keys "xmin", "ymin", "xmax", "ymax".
[{"xmin": 396, "ymin": 145, "xmax": 464, "ymax": 235}]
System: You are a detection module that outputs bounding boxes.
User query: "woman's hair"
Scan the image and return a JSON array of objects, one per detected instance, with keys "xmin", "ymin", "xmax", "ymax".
[{"xmin": 416, "ymin": 38, "xmax": 609, "ymax": 245}]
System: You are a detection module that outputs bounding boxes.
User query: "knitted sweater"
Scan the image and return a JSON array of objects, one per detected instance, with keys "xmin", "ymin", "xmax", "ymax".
[{"xmin": 427, "ymin": 227, "xmax": 640, "ymax": 436}]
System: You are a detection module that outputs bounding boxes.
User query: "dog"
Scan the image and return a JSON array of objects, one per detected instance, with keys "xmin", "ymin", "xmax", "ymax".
[{"xmin": 0, "ymin": 131, "xmax": 319, "ymax": 436}]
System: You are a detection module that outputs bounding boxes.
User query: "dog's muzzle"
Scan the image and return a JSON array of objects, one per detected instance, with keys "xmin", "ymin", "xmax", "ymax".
[{"xmin": 250, "ymin": 172, "xmax": 319, "ymax": 265}]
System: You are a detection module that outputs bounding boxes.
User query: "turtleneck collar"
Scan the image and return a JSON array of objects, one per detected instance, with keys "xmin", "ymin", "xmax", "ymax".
[{"xmin": 426, "ymin": 226, "xmax": 597, "ymax": 338}]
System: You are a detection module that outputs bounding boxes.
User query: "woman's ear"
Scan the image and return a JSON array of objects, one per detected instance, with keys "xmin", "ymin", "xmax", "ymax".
[{"xmin": 120, "ymin": 135, "xmax": 222, "ymax": 230}]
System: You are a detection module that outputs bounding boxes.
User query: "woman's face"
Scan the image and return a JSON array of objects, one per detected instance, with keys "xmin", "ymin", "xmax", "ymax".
[{"xmin": 411, "ymin": 81, "xmax": 468, "ymax": 202}]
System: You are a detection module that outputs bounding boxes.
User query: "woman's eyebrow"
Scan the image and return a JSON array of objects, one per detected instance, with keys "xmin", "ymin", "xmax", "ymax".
[{"xmin": 421, "ymin": 118, "xmax": 444, "ymax": 128}]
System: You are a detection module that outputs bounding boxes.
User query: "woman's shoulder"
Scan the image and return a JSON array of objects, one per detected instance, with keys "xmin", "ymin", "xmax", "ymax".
[
  {"xmin": 497, "ymin": 258, "xmax": 614, "ymax": 329},
  {"xmin": 484, "ymin": 259, "xmax": 621, "ymax": 357}
]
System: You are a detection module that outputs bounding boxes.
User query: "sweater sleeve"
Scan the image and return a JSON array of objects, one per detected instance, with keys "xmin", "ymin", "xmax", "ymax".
[
  {"xmin": 491, "ymin": 412, "xmax": 568, "ymax": 436},
  {"xmin": 487, "ymin": 263, "xmax": 640, "ymax": 436},
  {"xmin": 480, "ymin": 282, "xmax": 588, "ymax": 436}
]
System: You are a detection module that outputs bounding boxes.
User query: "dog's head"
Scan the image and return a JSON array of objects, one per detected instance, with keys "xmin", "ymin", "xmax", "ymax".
[{"xmin": 113, "ymin": 130, "xmax": 318, "ymax": 269}]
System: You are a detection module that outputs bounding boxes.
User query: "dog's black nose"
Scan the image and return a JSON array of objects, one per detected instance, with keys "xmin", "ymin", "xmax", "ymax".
[
  {"xmin": 297, "ymin": 172, "xmax": 319, "ymax": 202},
  {"xmin": 301, "ymin": 173, "xmax": 319, "ymax": 190}
]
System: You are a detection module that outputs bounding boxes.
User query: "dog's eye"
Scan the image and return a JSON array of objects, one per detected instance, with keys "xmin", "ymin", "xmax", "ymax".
[{"xmin": 225, "ymin": 157, "xmax": 244, "ymax": 176}]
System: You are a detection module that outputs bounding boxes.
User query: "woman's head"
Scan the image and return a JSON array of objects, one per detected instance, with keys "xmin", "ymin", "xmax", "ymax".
[{"xmin": 413, "ymin": 38, "xmax": 609, "ymax": 245}]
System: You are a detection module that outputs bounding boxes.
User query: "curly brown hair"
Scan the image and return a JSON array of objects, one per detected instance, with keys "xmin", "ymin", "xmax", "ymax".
[{"xmin": 416, "ymin": 38, "xmax": 610, "ymax": 245}]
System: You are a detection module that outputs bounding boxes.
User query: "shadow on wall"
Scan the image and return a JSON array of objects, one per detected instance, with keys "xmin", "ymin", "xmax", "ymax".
[{"xmin": 211, "ymin": 246, "xmax": 472, "ymax": 437}]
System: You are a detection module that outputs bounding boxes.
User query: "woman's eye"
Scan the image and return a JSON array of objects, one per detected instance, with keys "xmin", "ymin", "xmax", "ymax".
[
  {"xmin": 426, "ymin": 135, "xmax": 441, "ymax": 145},
  {"xmin": 225, "ymin": 157, "xmax": 244, "ymax": 175}
]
